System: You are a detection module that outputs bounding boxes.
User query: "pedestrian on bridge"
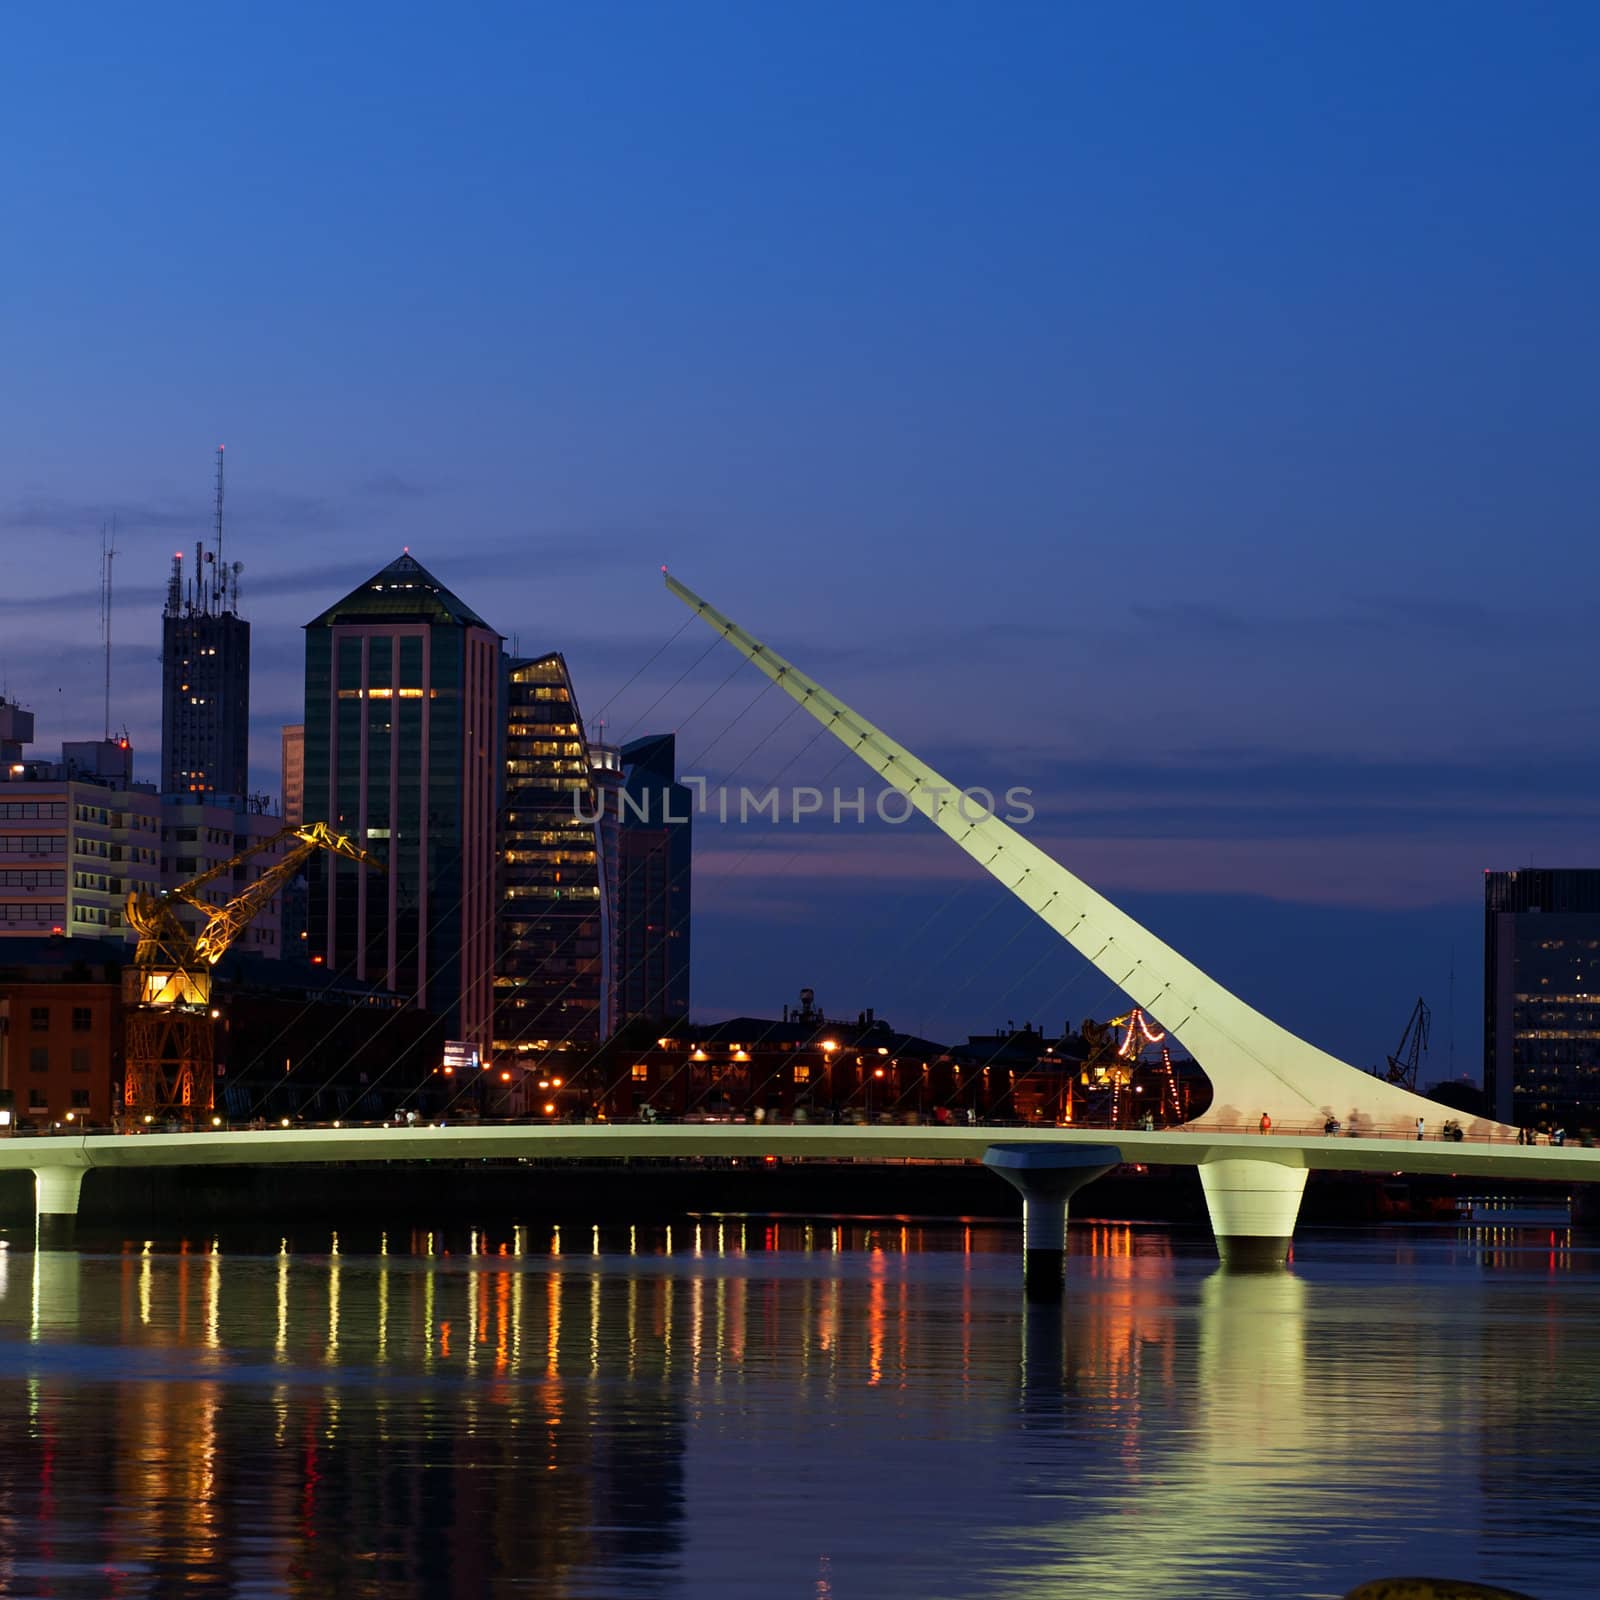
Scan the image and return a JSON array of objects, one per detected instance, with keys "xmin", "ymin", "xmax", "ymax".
[
  {"xmin": 1259, "ymin": 1112, "xmax": 1272, "ymax": 1135},
  {"xmin": 1416, "ymin": 1116, "xmax": 1426, "ymax": 1141}
]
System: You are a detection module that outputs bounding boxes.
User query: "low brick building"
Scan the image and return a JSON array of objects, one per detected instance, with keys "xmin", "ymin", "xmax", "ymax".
[{"xmin": 0, "ymin": 937, "xmax": 124, "ymax": 1128}]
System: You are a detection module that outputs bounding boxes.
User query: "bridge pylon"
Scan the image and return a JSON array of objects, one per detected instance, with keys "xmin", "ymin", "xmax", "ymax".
[
  {"xmin": 35, "ymin": 1165, "xmax": 86, "ymax": 1252},
  {"xmin": 984, "ymin": 1144, "xmax": 1121, "ymax": 1297},
  {"xmin": 1198, "ymin": 1157, "xmax": 1308, "ymax": 1269}
]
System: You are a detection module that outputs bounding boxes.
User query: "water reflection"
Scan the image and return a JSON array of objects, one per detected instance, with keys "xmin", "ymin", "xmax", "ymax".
[{"xmin": 0, "ymin": 1223, "xmax": 1596, "ymax": 1597}]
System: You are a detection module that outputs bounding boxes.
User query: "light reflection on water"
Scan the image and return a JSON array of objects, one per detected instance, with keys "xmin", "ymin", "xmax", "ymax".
[{"xmin": 0, "ymin": 1221, "xmax": 1595, "ymax": 1597}]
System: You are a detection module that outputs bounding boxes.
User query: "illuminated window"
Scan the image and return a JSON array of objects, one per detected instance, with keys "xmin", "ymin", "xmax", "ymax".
[
  {"xmin": 632, "ymin": 1063, "xmax": 649, "ymax": 1081},
  {"xmin": 793, "ymin": 1064, "xmax": 811, "ymax": 1083}
]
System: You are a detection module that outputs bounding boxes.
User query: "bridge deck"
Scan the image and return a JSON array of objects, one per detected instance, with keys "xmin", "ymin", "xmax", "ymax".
[{"xmin": 2, "ymin": 1124, "xmax": 1596, "ymax": 1184}]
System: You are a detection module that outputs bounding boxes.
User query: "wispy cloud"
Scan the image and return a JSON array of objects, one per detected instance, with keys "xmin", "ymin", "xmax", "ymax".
[
  {"xmin": 1128, "ymin": 591, "xmax": 1534, "ymax": 640},
  {"xmin": 359, "ymin": 473, "xmax": 441, "ymax": 500},
  {"xmin": 0, "ymin": 582, "xmax": 166, "ymax": 616},
  {"xmin": 2, "ymin": 487, "xmax": 342, "ymax": 538},
  {"xmin": 2, "ymin": 498, "xmax": 193, "ymax": 536}
]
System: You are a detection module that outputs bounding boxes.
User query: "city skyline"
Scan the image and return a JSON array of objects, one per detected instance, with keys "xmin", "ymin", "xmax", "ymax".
[
  {"xmin": 4, "ymin": 4, "xmax": 1598, "ymax": 1065},
  {"xmin": 7, "ymin": 10, "xmax": 1600, "ymax": 1598}
]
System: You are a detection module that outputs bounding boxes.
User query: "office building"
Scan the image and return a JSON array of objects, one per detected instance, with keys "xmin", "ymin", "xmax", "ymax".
[
  {"xmin": 303, "ymin": 552, "xmax": 502, "ymax": 1055},
  {"xmin": 1485, "ymin": 869, "xmax": 1600, "ymax": 1129},
  {"xmin": 0, "ymin": 696, "xmax": 31, "ymax": 767},
  {"xmin": 281, "ymin": 724, "xmax": 305, "ymax": 825},
  {"xmin": 493, "ymin": 654, "xmax": 610, "ymax": 1065},
  {"xmin": 617, "ymin": 733, "xmax": 692, "ymax": 1024},
  {"xmin": 160, "ymin": 539, "xmax": 251, "ymax": 798}
]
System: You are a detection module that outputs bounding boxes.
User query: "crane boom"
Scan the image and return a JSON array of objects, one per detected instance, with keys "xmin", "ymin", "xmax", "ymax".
[
  {"xmin": 1384, "ymin": 996, "xmax": 1431, "ymax": 1092},
  {"xmin": 126, "ymin": 821, "xmax": 376, "ymax": 970},
  {"xmin": 192, "ymin": 822, "xmax": 373, "ymax": 964},
  {"xmin": 165, "ymin": 822, "xmax": 302, "ymax": 911}
]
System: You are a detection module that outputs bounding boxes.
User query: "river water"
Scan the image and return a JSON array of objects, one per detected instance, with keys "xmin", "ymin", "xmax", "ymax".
[{"xmin": 0, "ymin": 1218, "xmax": 1594, "ymax": 1599}]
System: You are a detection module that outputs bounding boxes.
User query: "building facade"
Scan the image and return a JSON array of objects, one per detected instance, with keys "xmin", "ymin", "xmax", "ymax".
[
  {"xmin": 0, "ymin": 769, "xmax": 161, "ymax": 944},
  {"xmin": 589, "ymin": 740, "xmax": 622, "ymax": 1032},
  {"xmin": 588, "ymin": 999, "xmax": 948, "ymax": 1123},
  {"xmin": 0, "ymin": 938, "xmax": 125, "ymax": 1127},
  {"xmin": 303, "ymin": 553, "xmax": 502, "ymax": 1055},
  {"xmin": 493, "ymin": 654, "xmax": 610, "ymax": 1067},
  {"xmin": 1485, "ymin": 869, "xmax": 1600, "ymax": 1130},
  {"xmin": 617, "ymin": 733, "xmax": 692, "ymax": 1025},
  {"xmin": 281, "ymin": 724, "xmax": 305, "ymax": 825},
  {"xmin": 212, "ymin": 955, "xmax": 444, "ymax": 1123},
  {"xmin": 161, "ymin": 549, "xmax": 251, "ymax": 798}
]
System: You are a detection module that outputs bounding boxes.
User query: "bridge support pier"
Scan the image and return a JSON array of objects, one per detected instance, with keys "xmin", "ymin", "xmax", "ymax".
[
  {"xmin": 985, "ymin": 1144, "xmax": 1121, "ymax": 1298},
  {"xmin": 34, "ymin": 1167, "xmax": 86, "ymax": 1252},
  {"xmin": 1198, "ymin": 1158, "xmax": 1307, "ymax": 1270}
]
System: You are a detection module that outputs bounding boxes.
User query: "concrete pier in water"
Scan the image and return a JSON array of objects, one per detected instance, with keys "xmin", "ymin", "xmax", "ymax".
[{"xmin": 984, "ymin": 1143, "xmax": 1121, "ymax": 1296}]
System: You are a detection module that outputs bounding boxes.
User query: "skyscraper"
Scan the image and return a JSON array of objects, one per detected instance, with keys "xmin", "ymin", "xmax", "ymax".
[
  {"xmin": 1485, "ymin": 869, "xmax": 1600, "ymax": 1129},
  {"xmin": 617, "ymin": 734, "xmax": 692, "ymax": 1024},
  {"xmin": 494, "ymin": 655, "xmax": 610, "ymax": 1067},
  {"xmin": 160, "ymin": 450, "xmax": 250, "ymax": 798},
  {"xmin": 303, "ymin": 553, "xmax": 502, "ymax": 1054}
]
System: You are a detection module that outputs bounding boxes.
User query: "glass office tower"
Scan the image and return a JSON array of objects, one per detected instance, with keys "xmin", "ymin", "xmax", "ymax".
[
  {"xmin": 1485, "ymin": 868, "xmax": 1600, "ymax": 1129},
  {"xmin": 303, "ymin": 553, "xmax": 502, "ymax": 1055},
  {"xmin": 493, "ymin": 654, "xmax": 610, "ymax": 1065},
  {"xmin": 618, "ymin": 733, "xmax": 692, "ymax": 1024}
]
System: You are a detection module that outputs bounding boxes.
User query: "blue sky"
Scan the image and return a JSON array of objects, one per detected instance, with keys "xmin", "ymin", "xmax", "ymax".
[{"xmin": 2, "ymin": 2, "xmax": 1597, "ymax": 1070}]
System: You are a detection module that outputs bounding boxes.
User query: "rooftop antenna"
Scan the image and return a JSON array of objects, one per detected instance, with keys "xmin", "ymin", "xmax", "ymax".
[
  {"xmin": 213, "ymin": 444, "xmax": 226, "ymax": 612},
  {"xmin": 100, "ymin": 517, "xmax": 118, "ymax": 740}
]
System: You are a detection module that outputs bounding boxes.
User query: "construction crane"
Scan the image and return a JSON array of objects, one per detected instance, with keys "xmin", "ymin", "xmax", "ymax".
[
  {"xmin": 1384, "ymin": 996, "xmax": 1431, "ymax": 1093},
  {"xmin": 123, "ymin": 821, "xmax": 378, "ymax": 1123}
]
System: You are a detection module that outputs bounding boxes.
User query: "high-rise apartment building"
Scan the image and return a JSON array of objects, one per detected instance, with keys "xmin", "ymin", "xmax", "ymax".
[
  {"xmin": 160, "ymin": 502, "xmax": 251, "ymax": 797},
  {"xmin": 303, "ymin": 553, "xmax": 502, "ymax": 1054},
  {"xmin": 493, "ymin": 654, "xmax": 610, "ymax": 1065},
  {"xmin": 617, "ymin": 734, "xmax": 692, "ymax": 1024},
  {"xmin": 281, "ymin": 724, "xmax": 305, "ymax": 825},
  {"xmin": 1485, "ymin": 869, "xmax": 1600, "ymax": 1129}
]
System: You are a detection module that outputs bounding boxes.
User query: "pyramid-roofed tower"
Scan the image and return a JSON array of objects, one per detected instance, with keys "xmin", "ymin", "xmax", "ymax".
[
  {"xmin": 308, "ymin": 551, "xmax": 495, "ymax": 631},
  {"xmin": 301, "ymin": 553, "xmax": 503, "ymax": 1074}
]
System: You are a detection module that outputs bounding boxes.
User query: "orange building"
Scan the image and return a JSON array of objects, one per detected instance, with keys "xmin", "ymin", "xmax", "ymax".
[{"xmin": 0, "ymin": 939, "xmax": 123, "ymax": 1128}]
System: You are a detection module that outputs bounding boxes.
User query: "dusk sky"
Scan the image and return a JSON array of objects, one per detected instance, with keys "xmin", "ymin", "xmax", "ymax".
[{"xmin": 3, "ymin": 3, "xmax": 1597, "ymax": 1072}]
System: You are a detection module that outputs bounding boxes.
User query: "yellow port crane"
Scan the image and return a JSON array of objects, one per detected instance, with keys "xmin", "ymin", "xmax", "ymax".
[{"xmin": 123, "ymin": 821, "xmax": 379, "ymax": 1123}]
